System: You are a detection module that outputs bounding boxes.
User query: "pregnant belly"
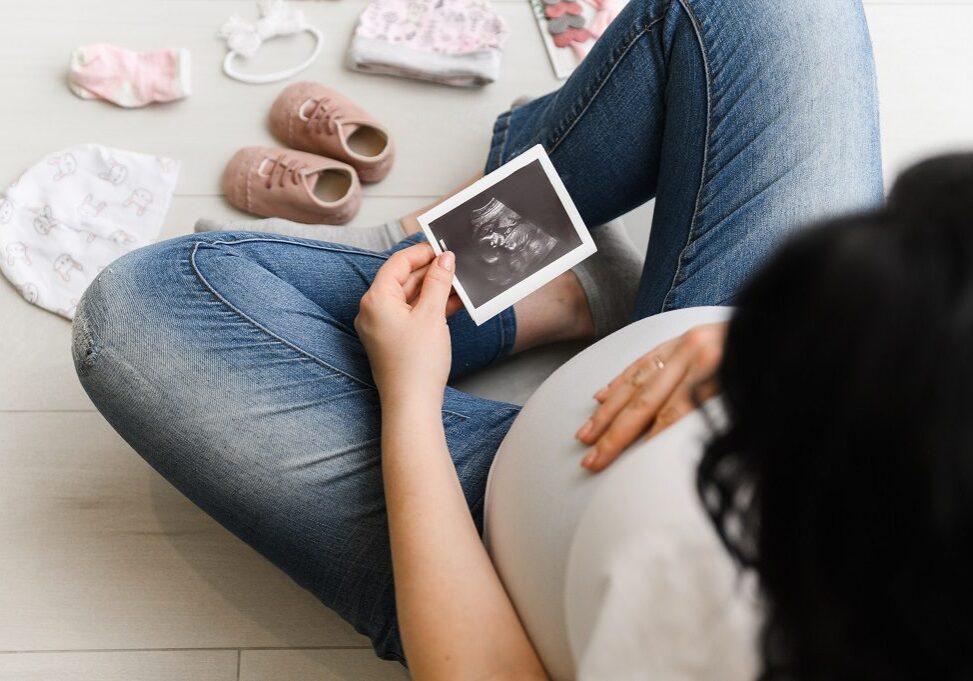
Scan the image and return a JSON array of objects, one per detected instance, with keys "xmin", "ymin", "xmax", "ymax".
[{"xmin": 482, "ymin": 306, "xmax": 735, "ymax": 680}]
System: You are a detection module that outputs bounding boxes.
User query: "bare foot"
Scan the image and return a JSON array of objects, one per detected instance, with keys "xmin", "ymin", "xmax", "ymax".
[{"xmin": 511, "ymin": 271, "xmax": 594, "ymax": 353}]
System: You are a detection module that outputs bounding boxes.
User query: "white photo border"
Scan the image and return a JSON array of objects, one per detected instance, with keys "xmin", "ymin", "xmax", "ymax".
[{"xmin": 417, "ymin": 144, "xmax": 597, "ymax": 326}]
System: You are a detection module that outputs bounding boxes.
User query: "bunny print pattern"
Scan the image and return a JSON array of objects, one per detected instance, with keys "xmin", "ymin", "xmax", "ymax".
[
  {"xmin": 0, "ymin": 143, "xmax": 179, "ymax": 320},
  {"xmin": 78, "ymin": 194, "xmax": 107, "ymax": 219},
  {"xmin": 123, "ymin": 188, "xmax": 153, "ymax": 216},
  {"xmin": 5, "ymin": 242, "xmax": 30, "ymax": 266},
  {"xmin": 34, "ymin": 206, "xmax": 60, "ymax": 235},
  {"xmin": 99, "ymin": 162, "xmax": 128, "ymax": 185},
  {"xmin": 53, "ymin": 253, "xmax": 84, "ymax": 282},
  {"xmin": 19, "ymin": 282, "xmax": 39, "ymax": 304},
  {"xmin": 109, "ymin": 230, "xmax": 136, "ymax": 245},
  {"xmin": 48, "ymin": 153, "xmax": 78, "ymax": 181},
  {"xmin": 0, "ymin": 198, "xmax": 13, "ymax": 224}
]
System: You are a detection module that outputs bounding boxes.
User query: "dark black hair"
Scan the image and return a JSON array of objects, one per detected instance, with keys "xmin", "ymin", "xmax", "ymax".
[{"xmin": 698, "ymin": 153, "xmax": 973, "ymax": 681}]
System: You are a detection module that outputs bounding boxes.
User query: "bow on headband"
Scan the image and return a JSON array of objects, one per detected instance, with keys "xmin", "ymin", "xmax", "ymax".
[
  {"xmin": 217, "ymin": 0, "xmax": 324, "ymax": 84},
  {"xmin": 218, "ymin": 1, "xmax": 309, "ymax": 59}
]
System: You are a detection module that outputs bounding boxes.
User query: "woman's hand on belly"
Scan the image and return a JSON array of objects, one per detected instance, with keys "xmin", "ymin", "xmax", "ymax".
[{"xmin": 574, "ymin": 322, "xmax": 727, "ymax": 472}]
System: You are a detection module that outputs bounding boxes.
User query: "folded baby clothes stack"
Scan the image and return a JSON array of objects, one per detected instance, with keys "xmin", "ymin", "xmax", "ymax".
[{"xmin": 347, "ymin": 0, "xmax": 508, "ymax": 87}]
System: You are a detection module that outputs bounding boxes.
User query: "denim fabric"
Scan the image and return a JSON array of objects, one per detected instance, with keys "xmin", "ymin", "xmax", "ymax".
[
  {"xmin": 73, "ymin": 0, "xmax": 882, "ymax": 665},
  {"xmin": 488, "ymin": 0, "xmax": 882, "ymax": 315},
  {"xmin": 73, "ymin": 232, "xmax": 520, "ymax": 661}
]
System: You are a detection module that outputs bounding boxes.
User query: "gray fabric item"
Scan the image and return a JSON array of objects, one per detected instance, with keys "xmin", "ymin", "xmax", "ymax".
[
  {"xmin": 194, "ymin": 216, "xmax": 406, "ymax": 252},
  {"xmin": 347, "ymin": 36, "xmax": 502, "ymax": 87},
  {"xmin": 571, "ymin": 219, "xmax": 644, "ymax": 338},
  {"xmin": 510, "ymin": 94, "xmax": 534, "ymax": 109}
]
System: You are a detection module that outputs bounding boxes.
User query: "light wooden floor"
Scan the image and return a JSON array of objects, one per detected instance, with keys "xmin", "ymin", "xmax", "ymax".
[{"xmin": 1, "ymin": 1, "xmax": 972, "ymax": 679}]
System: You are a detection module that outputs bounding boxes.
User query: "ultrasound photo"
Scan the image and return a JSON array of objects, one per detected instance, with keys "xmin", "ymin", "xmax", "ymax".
[
  {"xmin": 419, "ymin": 146, "xmax": 595, "ymax": 325},
  {"xmin": 426, "ymin": 157, "xmax": 586, "ymax": 307},
  {"xmin": 469, "ymin": 197, "xmax": 559, "ymax": 290}
]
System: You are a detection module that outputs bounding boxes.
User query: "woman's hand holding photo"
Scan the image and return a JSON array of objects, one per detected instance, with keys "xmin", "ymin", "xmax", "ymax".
[
  {"xmin": 576, "ymin": 322, "xmax": 727, "ymax": 472},
  {"xmin": 355, "ymin": 242, "xmax": 461, "ymax": 405}
]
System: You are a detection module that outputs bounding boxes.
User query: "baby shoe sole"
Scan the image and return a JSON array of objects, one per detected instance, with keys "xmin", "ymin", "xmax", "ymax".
[{"xmin": 355, "ymin": 153, "xmax": 394, "ymax": 183}]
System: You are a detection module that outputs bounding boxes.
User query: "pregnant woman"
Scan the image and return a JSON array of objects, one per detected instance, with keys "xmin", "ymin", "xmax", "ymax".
[{"xmin": 70, "ymin": 0, "xmax": 913, "ymax": 678}]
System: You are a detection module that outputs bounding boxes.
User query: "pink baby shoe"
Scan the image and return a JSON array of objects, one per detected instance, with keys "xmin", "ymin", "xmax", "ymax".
[
  {"xmin": 269, "ymin": 82, "xmax": 394, "ymax": 183},
  {"xmin": 221, "ymin": 147, "xmax": 361, "ymax": 224}
]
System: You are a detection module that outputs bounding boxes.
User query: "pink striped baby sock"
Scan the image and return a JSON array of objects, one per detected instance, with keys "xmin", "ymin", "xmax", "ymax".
[{"xmin": 68, "ymin": 44, "xmax": 191, "ymax": 108}]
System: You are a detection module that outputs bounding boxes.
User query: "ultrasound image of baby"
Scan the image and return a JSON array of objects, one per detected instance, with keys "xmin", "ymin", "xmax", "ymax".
[
  {"xmin": 468, "ymin": 198, "xmax": 558, "ymax": 288},
  {"xmin": 419, "ymin": 146, "xmax": 594, "ymax": 324}
]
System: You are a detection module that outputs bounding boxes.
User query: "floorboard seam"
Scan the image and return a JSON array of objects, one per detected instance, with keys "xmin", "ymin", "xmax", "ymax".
[
  {"xmin": 0, "ymin": 409, "xmax": 98, "ymax": 413},
  {"xmin": 0, "ymin": 646, "xmax": 373, "ymax": 655}
]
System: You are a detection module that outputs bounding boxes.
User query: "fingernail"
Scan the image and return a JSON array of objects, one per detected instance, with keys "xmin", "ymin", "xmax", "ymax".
[
  {"xmin": 593, "ymin": 387, "xmax": 607, "ymax": 400},
  {"xmin": 580, "ymin": 448, "xmax": 598, "ymax": 468},
  {"xmin": 439, "ymin": 251, "xmax": 455, "ymax": 271},
  {"xmin": 576, "ymin": 419, "xmax": 593, "ymax": 440}
]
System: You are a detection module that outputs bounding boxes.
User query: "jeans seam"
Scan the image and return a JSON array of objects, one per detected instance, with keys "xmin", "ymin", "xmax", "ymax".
[
  {"xmin": 498, "ymin": 111, "xmax": 512, "ymax": 166},
  {"xmin": 548, "ymin": 9, "xmax": 670, "ymax": 156},
  {"xmin": 493, "ymin": 308, "xmax": 516, "ymax": 362},
  {"xmin": 661, "ymin": 0, "xmax": 712, "ymax": 311},
  {"xmin": 189, "ymin": 239, "xmax": 377, "ymax": 391},
  {"xmin": 72, "ymin": 301, "xmax": 101, "ymax": 371},
  {"xmin": 198, "ymin": 233, "xmax": 393, "ymax": 260},
  {"xmin": 486, "ymin": 109, "xmax": 514, "ymax": 171}
]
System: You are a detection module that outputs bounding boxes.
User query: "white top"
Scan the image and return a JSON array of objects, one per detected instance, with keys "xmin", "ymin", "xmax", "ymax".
[{"xmin": 483, "ymin": 307, "xmax": 761, "ymax": 681}]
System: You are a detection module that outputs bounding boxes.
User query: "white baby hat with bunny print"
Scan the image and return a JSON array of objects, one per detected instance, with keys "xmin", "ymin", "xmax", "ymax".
[{"xmin": 0, "ymin": 143, "xmax": 179, "ymax": 319}]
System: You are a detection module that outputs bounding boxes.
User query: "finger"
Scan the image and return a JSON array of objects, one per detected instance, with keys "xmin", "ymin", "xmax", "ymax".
[
  {"xmin": 373, "ymin": 243, "xmax": 436, "ymax": 291},
  {"xmin": 645, "ymin": 374, "xmax": 720, "ymax": 440},
  {"xmin": 634, "ymin": 389, "xmax": 698, "ymax": 450},
  {"xmin": 581, "ymin": 325, "xmax": 727, "ymax": 467},
  {"xmin": 642, "ymin": 393, "xmax": 695, "ymax": 443},
  {"xmin": 581, "ymin": 359, "xmax": 691, "ymax": 471},
  {"xmin": 416, "ymin": 251, "xmax": 455, "ymax": 315},
  {"xmin": 640, "ymin": 333, "xmax": 724, "ymax": 442},
  {"xmin": 591, "ymin": 337, "xmax": 679, "ymax": 402},
  {"xmin": 401, "ymin": 264, "xmax": 431, "ymax": 303},
  {"xmin": 409, "ymin": 281, "xmax": 460, "ymax": 313},
  {"xmin": 577, "ymin": 342, "xmax": 683, "ymax": 445},
  {"xmin": 578, "ymin": 377, "xmax": 642, "ymax": 443}
]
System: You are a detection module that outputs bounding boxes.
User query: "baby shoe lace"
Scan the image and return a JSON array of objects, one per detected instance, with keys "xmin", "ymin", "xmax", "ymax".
[
  {"xmin": 304, "ymin": 96, "xmax": 343, "ymax": 135},
  {"xmin": 263, "ymin": 153, "xmax": 307, "ymax": 189}
]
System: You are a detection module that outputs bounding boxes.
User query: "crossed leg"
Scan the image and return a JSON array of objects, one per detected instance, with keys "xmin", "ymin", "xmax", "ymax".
[{"xmin": 73, "ymin": 0, "xmax": 882, "ymax": 664}]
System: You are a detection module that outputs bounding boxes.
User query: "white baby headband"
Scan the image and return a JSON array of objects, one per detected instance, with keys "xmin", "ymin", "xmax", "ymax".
[{"xmin": 218, "ymin": 0, "xmax": 323, "ymax": 84}]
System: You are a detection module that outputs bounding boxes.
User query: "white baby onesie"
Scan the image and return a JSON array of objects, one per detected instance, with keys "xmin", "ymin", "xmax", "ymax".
[{"xmin": 0, "ymin": 143, "xmax": 179, "ymax": 319}]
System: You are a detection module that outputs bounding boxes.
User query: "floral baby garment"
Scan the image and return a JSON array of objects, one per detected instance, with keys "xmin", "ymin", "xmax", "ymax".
[
  {"xmin": 0, "ymin": 144, "xmax": 179, "ymax": 319},
  {"xmin": 348, "ymin": 0, "xmax": 508, "ymax": 87}
]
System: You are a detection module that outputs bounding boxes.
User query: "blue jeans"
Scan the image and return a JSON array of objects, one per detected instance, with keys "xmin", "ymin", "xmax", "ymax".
[{"xmin": 73, "ymin": 0, "xmax": 881, "ymax": 664}]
